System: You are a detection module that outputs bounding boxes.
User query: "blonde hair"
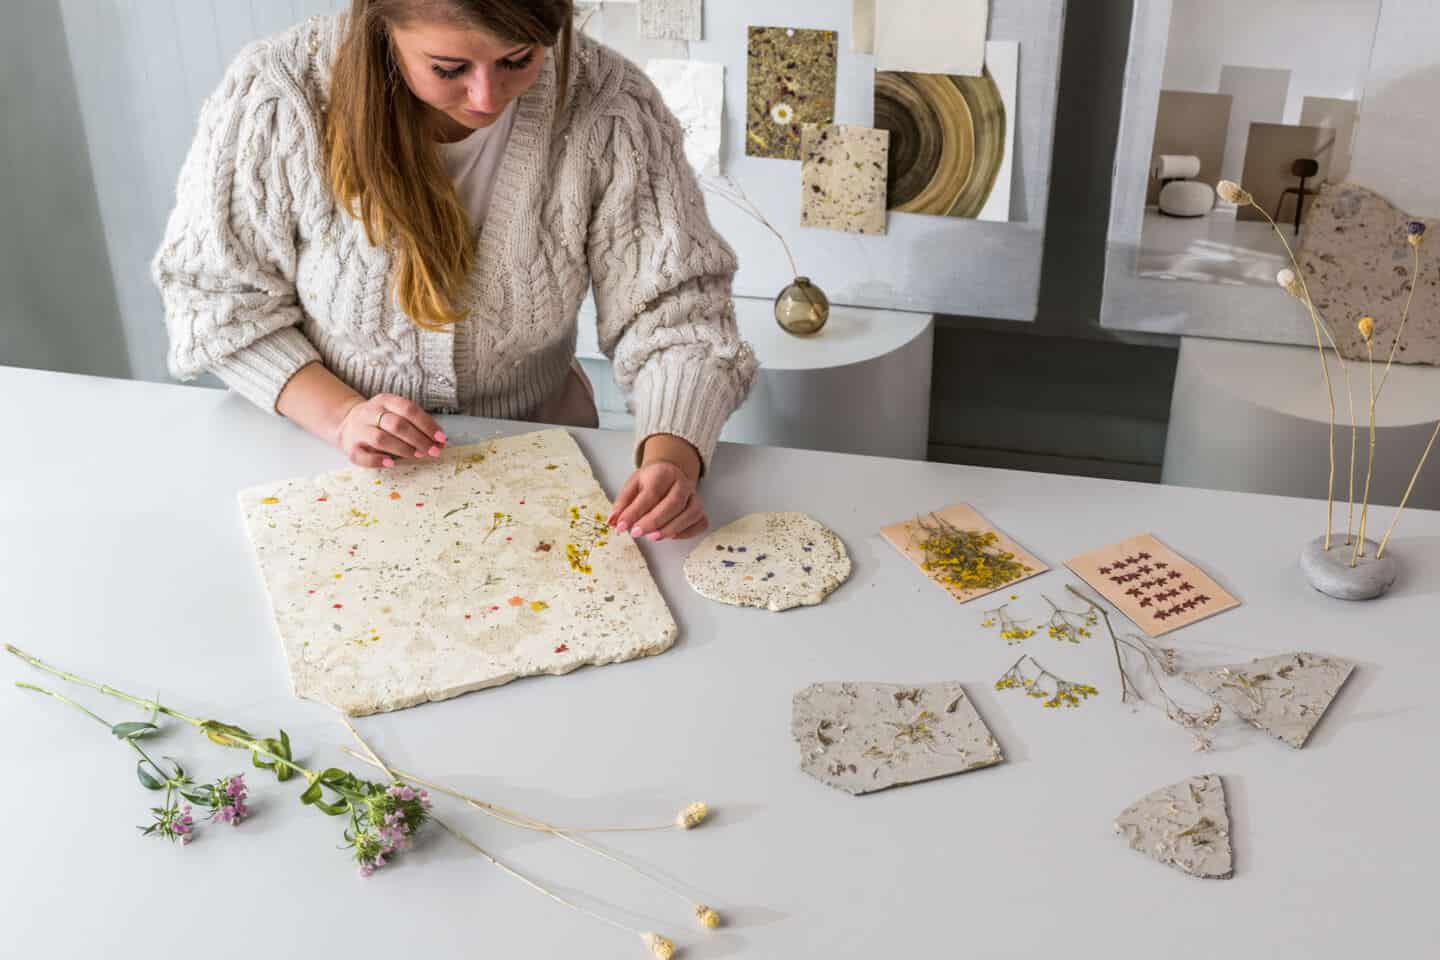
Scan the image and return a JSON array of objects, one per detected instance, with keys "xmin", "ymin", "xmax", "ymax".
[{"xmin": 325, "ymin": 0, "xmax": 574, "ymax": 330}]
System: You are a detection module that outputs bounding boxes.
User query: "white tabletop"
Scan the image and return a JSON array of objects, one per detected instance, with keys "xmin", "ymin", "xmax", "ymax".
[
  {"xmin": 576, "ymin": 294, "xmax": 933, "ymax": 372},
  {"xmin": 4, "ymin": 364, "xmax": 1438, "ymax": 958}
]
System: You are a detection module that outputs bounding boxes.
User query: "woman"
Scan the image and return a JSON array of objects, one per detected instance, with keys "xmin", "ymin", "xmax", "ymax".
[{"xmin": 153, "ymin": 0, "xmax": 755, "ymax": 541}]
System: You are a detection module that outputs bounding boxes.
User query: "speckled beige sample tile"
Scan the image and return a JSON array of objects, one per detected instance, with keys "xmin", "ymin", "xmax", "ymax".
[
  {"xmin": 638, "ymin": 0, "xmax": 701, "ymax": 41},
  {"xmin": 1115, "ymin": 774, "xmax": 1233, "ymax": 879},
  {"xmin": 792, "ymin": 682, "xmax": 1004, "ymax": 795},
  {"xmin": 800, "ymin": 124, "xmax": 890, "ymax": 235},
  {"xmin": 745, "ymin": 26, "xmax": 838, "ymax": 160},
  {"xmin": 880, "ymin": 502, "xmax": 1047, "ymax": 604},
  {"xmin": 1066, "ymin": 533, "xmax": 1238, "ymax": 637},
  {"xmin": 684, "ymin": 513, "xmax": 850, "ymax": 612},
  {"xmin": 1184, "ymin": 652, "xmax": 1355, "ymax": 748},
  {"xmin": 239, "ymin": 429, "xmax": 676, "ymax": 716},
  {"xmin": 1298, "ymin": 184, "xmax": 1439, "ymax": 366}
]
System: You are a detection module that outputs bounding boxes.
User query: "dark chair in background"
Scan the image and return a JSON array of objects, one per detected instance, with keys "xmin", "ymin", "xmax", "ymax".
[{"xmin": 1274, "ymin": 158, "xmax": 1320, "ymax": 236}]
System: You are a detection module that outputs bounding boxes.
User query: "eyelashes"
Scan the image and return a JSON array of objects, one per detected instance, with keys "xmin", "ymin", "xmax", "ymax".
[{"xmin": 429, "ymin": 50, "xmax": 535, "ymax": 81}]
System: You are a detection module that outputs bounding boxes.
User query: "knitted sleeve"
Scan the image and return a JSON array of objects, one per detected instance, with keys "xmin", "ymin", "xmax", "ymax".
[
  {"xmin": 585, "ymin": 62, "xmax": 758, "ymax": 472},
  {"xmin": 151, "ymin": 44, "xmax": 322, "ymax": 413}
]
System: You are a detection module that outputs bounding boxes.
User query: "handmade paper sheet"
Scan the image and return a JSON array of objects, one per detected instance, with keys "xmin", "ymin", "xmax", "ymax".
[
  {"xmin": 1184, "ymin": 652, "xmax": 1355, "ymax": 748},
  {"xmin": 684, "ymin": 513, "xmax": 851, "ymax": 611},
  {"xmin": 576, "ymin": 1, "xmax": 686, "ymax": 65},
  {"xmin": 874, "ymin": 41, "xmax": 1017, "ymax": 221},
  {"xmin": 1115, "ymin": 775, "xmax": 1234, "ymax": 879},
  {"xmin": 852, "ymin": 0, "xmax": 877, "ymax": 53},
  {"xmin": 800, "ymin": 124, "xmax": 890, "ymax": 235},
  {"xmin": 874, "ymin": 0, "xmax": 989, "ymax": 77},
  {"xmin": 1299, "ymin": 185, "xmax": 1439, "ymax": 366},
  {"xmin": 638, "ymin": 0, "xmax": 702, "ymax": 42},
  {"xmin": 792, "ymin": 681, "xmax": 1003, "ymax": 795},
  {"xmin": 745, "ymin": 26, "xmax": 838, "ymax": 160},
  {"xmin": 1066, "ymin": 533, "xmax": 1238, "ymax": 637},
  {"xmin": 239, "ymin": 429, "xmax": 677, "ymax": 716},
  {"xmin": 646, "ymin": 58, "xmax": 724, "ymax": 177},
  {"xmin": 881, "ymin": 502, "xmax": 1047, "ymax": 603}
]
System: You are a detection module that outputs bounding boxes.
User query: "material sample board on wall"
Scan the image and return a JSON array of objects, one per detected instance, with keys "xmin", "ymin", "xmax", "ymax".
[{"xmin": 674, "ymin": 1, "xmax": 1067, "ymax": 320}]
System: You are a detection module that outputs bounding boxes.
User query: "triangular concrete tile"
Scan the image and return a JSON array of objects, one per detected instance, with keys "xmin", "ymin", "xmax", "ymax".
[
  {"xmin": 1184, "ymin": 652, "xmax": 1355, "ymax": 748},
  {"xmin": 1115, "ymin": 774, "xmax": 1233, "ymax": 879}
]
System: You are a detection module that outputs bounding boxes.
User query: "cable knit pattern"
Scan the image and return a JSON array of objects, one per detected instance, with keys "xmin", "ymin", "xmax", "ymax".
[{"xmin": 152, "ymin": 14, "xmax": 756, "ymax": 469}]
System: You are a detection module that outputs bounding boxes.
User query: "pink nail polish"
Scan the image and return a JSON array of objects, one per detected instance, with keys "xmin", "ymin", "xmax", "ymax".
[
  {"xmin": 616, "ymin": 521, "xmax": 629, "ymax": 533},
  {"xmin": 631, "ymin": 528, "xmax": 645, "ymax": 538},
  {"xmin": 429, "ymin": 446, "xmax": 440, "ymax": 457},
  {"xmin": 647, "ymin": 531, "xmax": 662, "ymax": 542},
  {"xmin": 435, "ymin": 431, "xmax": 447, "ymax": 443},
  {"xmin": 382, "ymin": 458, "xmax": 395, "ymax": 468},
  {"xmin": 414, "ymin": 450, "xmax": 425, "ymax": 458}
]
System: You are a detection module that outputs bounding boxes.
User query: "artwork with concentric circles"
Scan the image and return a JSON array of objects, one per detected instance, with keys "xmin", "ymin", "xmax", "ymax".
[{"xmin": 873, "ymin": 41, "xmax": 1018, "ymax": 222}]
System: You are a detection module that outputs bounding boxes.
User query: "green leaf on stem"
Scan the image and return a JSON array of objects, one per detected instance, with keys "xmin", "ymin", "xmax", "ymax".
[
  {"xmin": 299, "ymin": 780, "xmax": 323, "ymax": 805},
  {"xmin": 180, "ymin": 784, "xmax": 215, "ymax": 804},
  {"xmin": 202, "ymin": 721, "xmax": 252, "ymax": 748},
  {"xmin": 311, "ymin": 798, "xmax": 349, "ymax": 816},
  {"xmin": 136, "ymin": 761, "xmax": 165, "ymax": 791},
  {"xmin": 111, "ymin": 721, "xmax": 159, "ymax": 740}
]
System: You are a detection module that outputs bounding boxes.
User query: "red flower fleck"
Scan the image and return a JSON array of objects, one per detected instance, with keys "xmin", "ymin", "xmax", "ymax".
[
  {"xmin": 416, "ymin": 502, "xmax": 425, "ymax": 507},
  {"xmin": 333, "ymin": 603, "xmax": 343, "ymax": 609},
  {"xmin": 316, "ymin": 496, "xmax": 328, "ymax": 503},
  {"xmin": 464, "ymin": 613, "xmax": 472, "ymax": 619},
  {"xmin": 308, "ymin": 589, "xmax": 316, "ymax": 595},
  {"xmin": 554, "ymin": 644, "xmax": 569, "ymax": 654}
]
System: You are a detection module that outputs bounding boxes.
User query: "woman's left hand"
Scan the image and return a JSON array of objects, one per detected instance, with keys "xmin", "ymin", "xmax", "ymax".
[{"xmin": 609, "ymin": 436, "xmax": 708, "ymax": 541}]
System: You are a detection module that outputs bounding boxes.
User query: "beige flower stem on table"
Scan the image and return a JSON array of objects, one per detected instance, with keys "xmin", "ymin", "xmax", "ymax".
[{"xmin": 340, "ymin": 721, "xmax": 710, "ymax": 954}]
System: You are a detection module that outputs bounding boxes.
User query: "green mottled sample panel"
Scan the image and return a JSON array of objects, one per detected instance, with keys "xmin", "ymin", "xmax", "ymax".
[{"xmin": 745, "ymin": 26, "xmax": 838, "ymax": 160}]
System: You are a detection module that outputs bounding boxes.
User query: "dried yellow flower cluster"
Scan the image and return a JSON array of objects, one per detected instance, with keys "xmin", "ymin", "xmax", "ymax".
[
  {"xmin": 694, "ymin": 904, "xmax": 722, "ymax": 929},
  {"xmin": 565, "ymin": 506, "xmax": 610, "ymax": 574},
  {"xmin": 996, "ymin": 655, "xmax": 1099, "ymax": 710},
  {"xmin": 642, "ymin": 932, "xmax": 676, "ymax": 960},
  {"xmin": 916, "ymin": 519, "xmax": 1032, "ymax": 593}
]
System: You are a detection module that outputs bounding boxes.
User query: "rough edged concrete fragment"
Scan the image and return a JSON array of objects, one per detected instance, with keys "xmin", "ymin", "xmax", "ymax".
[
  {"xmin": 791, "ymin": 681, "xmax": 1004, "ymax": 795},
  {"xmin": 1115, "ymin": 774, "xmax": 1234, "ymax": 879},
  {"xmin": 1184, "ymin": 652, "xmax": 1355, "ymax": 748}
]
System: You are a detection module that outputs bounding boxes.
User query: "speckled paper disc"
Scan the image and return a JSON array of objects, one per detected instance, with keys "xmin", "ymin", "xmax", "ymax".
[
  {"xmin": 683, "ymin": 513, "xmax": 850, "ymax": 612},
  {"xmin": 1115, "ymin": 774, "xmax": 1233, "ymax": 879}
]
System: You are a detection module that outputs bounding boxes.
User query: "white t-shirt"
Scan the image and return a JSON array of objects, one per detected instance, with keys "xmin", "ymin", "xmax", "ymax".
[{"xmin": 436, "ymin": 102, "xmax": 517, "ymax": 231}]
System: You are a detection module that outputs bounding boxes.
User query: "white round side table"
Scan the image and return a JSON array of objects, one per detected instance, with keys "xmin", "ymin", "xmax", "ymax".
[
  {"xmin": 1163, "ymin": 336, "xmax": 1440, "ymax": 510},
  {"xmin": 577, "ymin": 295, "xmax": 935, "ymax": 460}
]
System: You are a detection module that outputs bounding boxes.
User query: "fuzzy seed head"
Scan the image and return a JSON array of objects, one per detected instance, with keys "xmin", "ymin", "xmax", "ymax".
[
  {"xmin": 695, "ymin": 905, "xmax": 722, "ymax": 929},
  {"xmin": 678, "ymin": 801, "xmax": 708, "ymax": 829},
  {"xmin": 1216, "ymin": 180, "xmax": 1251, "ymax": 205},
  {"xmin": 642, "ymin": 932, "xmax": 676, "ymax": 960},
  {"xmin": 1358, "ymin": 315, "xmax": 1375, "ymax": 341},
  {"xmin": 1276, "ymin": 268, "xmax": 1302, "ymax": 299}
]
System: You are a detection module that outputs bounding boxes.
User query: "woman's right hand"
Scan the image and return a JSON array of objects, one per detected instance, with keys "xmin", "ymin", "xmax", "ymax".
[{"xmin": 335, "ymin": 394, "xmax": 447, "ymax": 468}]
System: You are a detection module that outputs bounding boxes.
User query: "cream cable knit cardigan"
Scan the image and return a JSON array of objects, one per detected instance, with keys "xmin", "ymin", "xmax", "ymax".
[{"xmin": 152, "ymin": 15, "xmax": 756, "ymax": 468}]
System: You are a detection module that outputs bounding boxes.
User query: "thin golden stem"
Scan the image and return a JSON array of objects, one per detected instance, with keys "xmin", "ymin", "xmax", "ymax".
[
  {"xmin": 1251, "ymin": 202, "xmax": 1353, "ymax": 549},
  {"xmin": 1376, "ymin": 418, "xmax": 1440, "ymax": 560},
  {"xmin": 338, "ymin": 724, "xmax": 686, "ymax": 943},
  {"xmin": 1376, "ymin": 244, "xmax": 1423, "ymax": 402},
  {"xmin": 435, "ymin": 819, "xmax": 644, "ymax": 940},
  {"xmin": 1353, "ymin": 339, "xmax": 1378, "ymax": 565}
]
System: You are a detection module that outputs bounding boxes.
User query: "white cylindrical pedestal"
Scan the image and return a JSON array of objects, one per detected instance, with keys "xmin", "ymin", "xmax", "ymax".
[
  {"xmin": 1163, "ymin": 336, "xmax": 1440, "ymax": 510},
  {"xmin": 579, "ymin": 296, "xmax": 934, "ymax": 461}
]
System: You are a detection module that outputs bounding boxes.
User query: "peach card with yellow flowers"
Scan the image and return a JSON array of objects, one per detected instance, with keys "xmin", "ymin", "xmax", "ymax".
[
  {"xmin": 1066, "ymin": 533, "xmax": 1239, "ymax": 637},
  {"xmin": 881, "ymin": 503, "xmax": 1048, "ymax": 603}
]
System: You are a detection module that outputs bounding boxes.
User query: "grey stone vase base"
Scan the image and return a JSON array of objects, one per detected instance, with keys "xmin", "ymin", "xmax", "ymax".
[{"xmin": 1299, "ymin": 536, "xmax": 1398, "ymax": 601}]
